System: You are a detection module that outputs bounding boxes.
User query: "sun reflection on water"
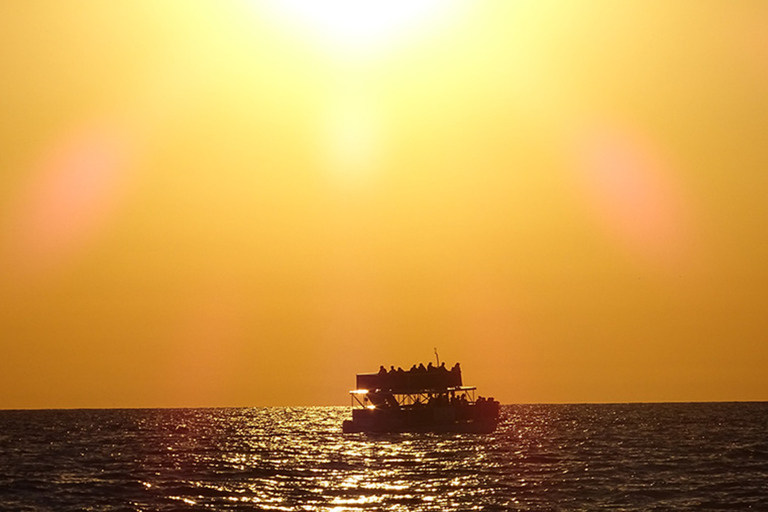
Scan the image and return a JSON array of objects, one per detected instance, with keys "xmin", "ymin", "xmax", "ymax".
[{"xmin": 3, "ymin": 405, "xmax": 768, "ymax": 509}]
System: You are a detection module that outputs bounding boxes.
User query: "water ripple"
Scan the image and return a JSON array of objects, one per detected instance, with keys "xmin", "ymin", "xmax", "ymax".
[{"xmin": 1, "ymin": 403, "xmax": 767, "ymax": 510}]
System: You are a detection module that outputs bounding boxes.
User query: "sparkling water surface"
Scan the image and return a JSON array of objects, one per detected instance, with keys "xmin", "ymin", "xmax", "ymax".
[{"xmin": 1, "ymin": 403, "xmax": 767, "ymax": 510}]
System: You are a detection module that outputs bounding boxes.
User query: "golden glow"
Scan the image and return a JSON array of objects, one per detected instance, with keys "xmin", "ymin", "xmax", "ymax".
[
  {"xmin": 320, "ymin": 101, "xmax": 382, "ymax": 185},
  {"xmin": 4, "ymin": 122, "xmax": 135, "ymax": 276},
  {"xmin": 0, "ymin": 1, "xmax": 767, "ymax": 408},
  {"xmin": 257, "ymin": 0, "xmax": 462, "ymax": 58},
  {"xmin": 569, "ymin": 120, "xmax": 690, "ymax": 267}
]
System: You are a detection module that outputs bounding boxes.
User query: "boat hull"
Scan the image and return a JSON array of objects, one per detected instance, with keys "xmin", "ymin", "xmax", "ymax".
[{"xmin": 342, "ymin": 403, "xmax": 499, "ymax": 434}]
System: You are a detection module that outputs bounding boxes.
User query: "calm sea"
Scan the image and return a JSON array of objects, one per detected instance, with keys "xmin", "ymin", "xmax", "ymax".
[{"xmin": 1, "ymin": 403, "xmax": 767, "ymax": 511}]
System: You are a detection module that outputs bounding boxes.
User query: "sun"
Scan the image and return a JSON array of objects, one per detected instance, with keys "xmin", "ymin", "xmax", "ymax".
[
  {"xmin": 258, "ymin": 0, "xmax": 462, "ymax": 58},
  {"xmin": 247, "ymin": 1, "xmax": 465, "ymax": 184}
]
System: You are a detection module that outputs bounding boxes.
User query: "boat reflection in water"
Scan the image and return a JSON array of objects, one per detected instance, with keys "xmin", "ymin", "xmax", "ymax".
[{"xmin": 342, "ymin": 362, "xmax": 500, "ymax": 433}]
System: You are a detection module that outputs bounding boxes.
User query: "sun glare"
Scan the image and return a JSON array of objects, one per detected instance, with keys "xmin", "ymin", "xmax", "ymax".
[
  {"xmin": 259, "ymin": 0, "xmax": 462, "ymax": 58},
  {"xmin": 321, "ymin": 101, "xmax": 381, "ymax": 185}
]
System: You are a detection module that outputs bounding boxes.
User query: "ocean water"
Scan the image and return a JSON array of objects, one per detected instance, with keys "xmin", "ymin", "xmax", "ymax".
[{"xmin": 1, "ymin": 403, "xmax": 767, "ymax": 511}]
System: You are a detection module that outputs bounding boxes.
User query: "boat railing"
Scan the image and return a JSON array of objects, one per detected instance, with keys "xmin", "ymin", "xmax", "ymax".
[{"xmin": 350, "ymin": 386, "xmax": 477, "ymax": 409}]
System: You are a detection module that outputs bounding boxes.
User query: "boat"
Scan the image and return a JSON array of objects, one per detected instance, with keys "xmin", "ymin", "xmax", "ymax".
[{"xmin": 342, "ymin": 362, "xmax": 500, "ymax": 433}]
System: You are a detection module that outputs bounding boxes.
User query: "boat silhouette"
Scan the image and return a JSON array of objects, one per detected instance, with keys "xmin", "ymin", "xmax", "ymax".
[{"xmin": 342, "ymin": 362, "xmax": 500, "ymax": 433}]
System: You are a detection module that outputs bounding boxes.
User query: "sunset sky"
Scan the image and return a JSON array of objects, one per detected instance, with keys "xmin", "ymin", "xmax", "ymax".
[{"xmin": 1, "ymin": 1, "xmax": 767, "ymax": 408}]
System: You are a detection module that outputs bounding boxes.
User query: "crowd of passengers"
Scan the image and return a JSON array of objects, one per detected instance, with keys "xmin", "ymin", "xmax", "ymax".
[
  {"xmin": 370, "ymin": 362, "xmax": 497, "ymax": 406},
  {"xmin": 377, "ymin": 362, "xmax": 461, "ymax": 375}
]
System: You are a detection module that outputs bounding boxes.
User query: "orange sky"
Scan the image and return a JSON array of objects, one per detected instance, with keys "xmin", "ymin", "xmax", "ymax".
[{"xmin": 1, "ymin": 1, "xmax": 767, "ymax": 408}]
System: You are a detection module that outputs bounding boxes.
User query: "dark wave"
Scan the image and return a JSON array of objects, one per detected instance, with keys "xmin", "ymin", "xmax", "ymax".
[{"xmin": 0, "ymin": 403, "xmax": 767, "ymax": 510}]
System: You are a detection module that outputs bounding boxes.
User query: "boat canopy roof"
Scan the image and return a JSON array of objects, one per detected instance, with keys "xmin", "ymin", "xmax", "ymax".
[
  {"xmin": 351, "ymin": 386, "xmax": 476, "ymax": 395},
  {"xmin": 355, "ymin": 368, "xmax": 463, "ymax": 393}
]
